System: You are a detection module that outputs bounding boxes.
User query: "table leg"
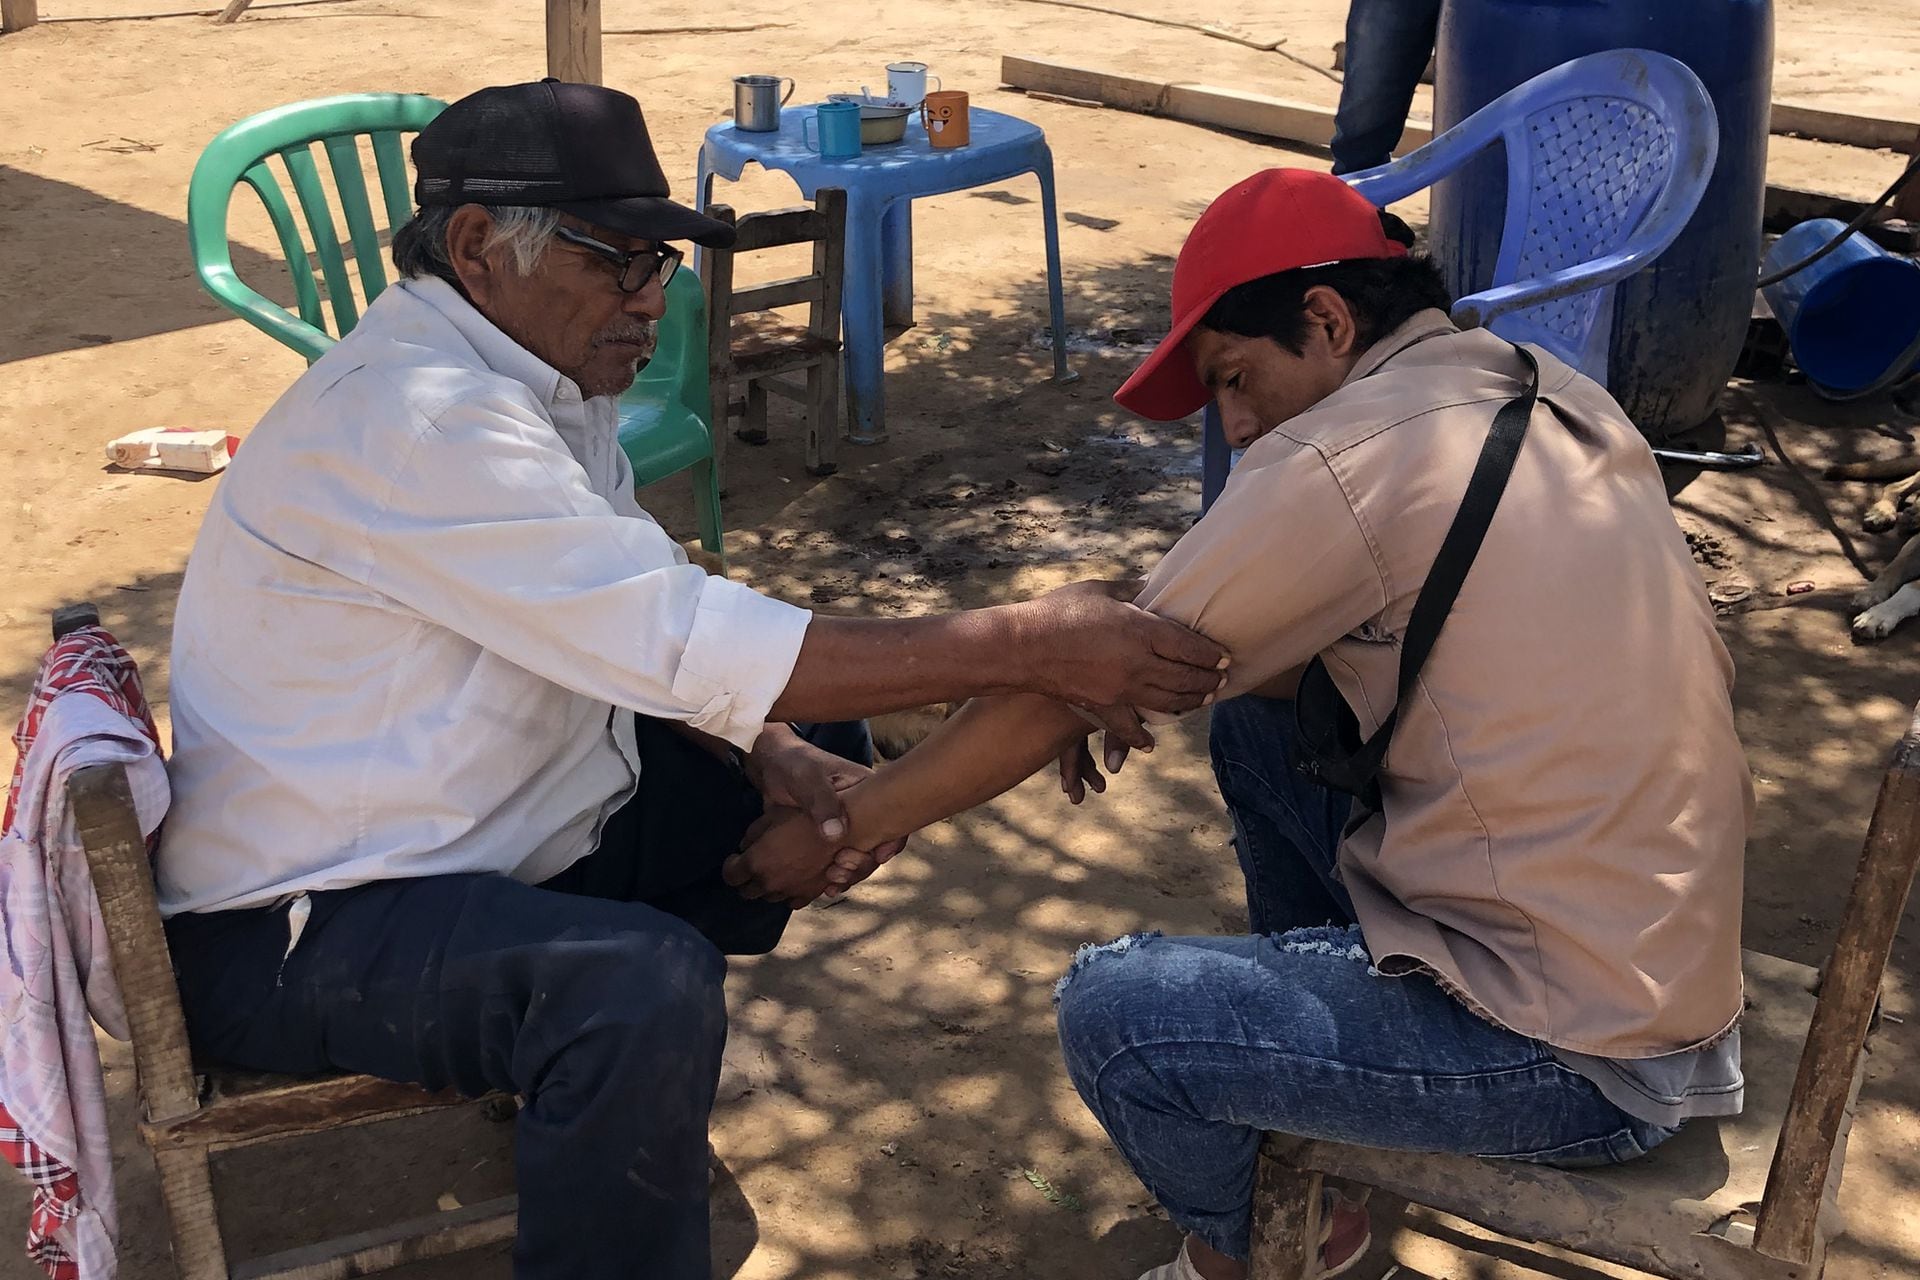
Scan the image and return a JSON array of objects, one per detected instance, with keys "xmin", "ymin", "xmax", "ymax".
[
  {"xmin": 1034, "ymin": 153, "xmax": 1076, "ymax": 384},
  {"xmin": 841, "ymin": 198, "xmax": 889, "ymax": 444},
  {"xmin": 881, "ymin": 199, "xmax": 914, "ymax": 329}
]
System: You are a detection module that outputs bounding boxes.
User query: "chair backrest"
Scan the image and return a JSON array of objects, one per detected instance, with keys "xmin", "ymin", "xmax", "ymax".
[
  {"xmin": 1345, "ymin": 49, "xmax": 1718, "ymax": 381},
  {"xmin": 1753, "ymin": 700, "xmax": 1920, "ymax": 1263},
  {"xmin": 701, "ymin": 189, "xmax": 849, "ymax": 390},
  {"xmin": 625, "ymin": 268, "xmax": 710, "ymax": 423},
  {"xmin": 187, "ymin": 93, "xmax": 448, "ymax": 364}
]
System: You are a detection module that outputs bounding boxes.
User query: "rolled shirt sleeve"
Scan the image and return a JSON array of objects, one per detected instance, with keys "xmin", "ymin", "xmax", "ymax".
[
  {"xmin": 1133, "ymin": 438, "xmax": 1386, "ymax": 721},
  {"xmin": 354, "ymin": 386, "xmax": 811, "ymax": 750}
]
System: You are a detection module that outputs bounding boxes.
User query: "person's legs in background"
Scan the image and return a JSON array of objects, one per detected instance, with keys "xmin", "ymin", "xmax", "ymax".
[{"xmin": 1330, "ymin": 0, "xmax": 1444, "ymax": 175}]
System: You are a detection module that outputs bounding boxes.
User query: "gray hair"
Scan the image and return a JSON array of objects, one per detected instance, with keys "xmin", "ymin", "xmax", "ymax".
[{"xmin": 390, "ymin": 204, "xmax": 562, "ymax": 286}]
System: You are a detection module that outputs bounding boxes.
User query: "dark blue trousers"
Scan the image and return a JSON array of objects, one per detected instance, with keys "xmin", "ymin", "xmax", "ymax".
[
  {"xmin": 1330, "ymin": 0, "xmax": 1444, "ymax": 175},
  {"xmin": 165, "ymin": 717, "xmax": 870, "ymax": 1280}
]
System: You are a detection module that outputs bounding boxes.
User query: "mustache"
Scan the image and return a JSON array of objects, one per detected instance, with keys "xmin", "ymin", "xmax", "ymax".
[{"xmin": 594, "ymin": 321, "xmax": 656, "ymax": 356}]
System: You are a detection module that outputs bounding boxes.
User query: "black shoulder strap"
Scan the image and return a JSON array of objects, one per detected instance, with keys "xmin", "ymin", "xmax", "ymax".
[{"xmin": 1348, "ymin": 344, "xmax": 1542, "ymax": 781}]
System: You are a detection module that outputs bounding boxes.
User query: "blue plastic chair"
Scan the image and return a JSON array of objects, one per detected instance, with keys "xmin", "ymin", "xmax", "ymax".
[{"xmin": 1200, "ymin": 48, "xmax": 1718, "ymax": 507}]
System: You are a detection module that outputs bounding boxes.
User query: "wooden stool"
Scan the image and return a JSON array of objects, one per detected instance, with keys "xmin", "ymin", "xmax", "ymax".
[{"xmin": 703, "ymin": 188, "xmax": 848, "ymax": 478}]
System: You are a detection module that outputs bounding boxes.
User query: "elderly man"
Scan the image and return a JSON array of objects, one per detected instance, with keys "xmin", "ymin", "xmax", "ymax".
[
  {"xmin": 155, "ymin": 81, "xmax": 1226, "ymax": 1280},
  {"xmin": 731, "ymin": 169, "xmax": 1751, "ymax": 1280}
]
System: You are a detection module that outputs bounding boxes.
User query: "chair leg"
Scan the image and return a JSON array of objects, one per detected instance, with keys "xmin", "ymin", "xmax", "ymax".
[
  {"xmin": 154, "ymin": 1146, "xmax": 229, "ymax": 1280},
  {"xmin": 805, "ymin": 361, "xmax": 839, "ymax": 476},
  {"xmin": 692, "ymin": 457, "xmax": 726, "ymax": 563},
  {"xmin": 738, "ymin": 381, "xmax": 770, "ymax": 446},
  {"xmin": 1248, "ymin": 1139, "xmax": 1322, "ymax": 1280}
]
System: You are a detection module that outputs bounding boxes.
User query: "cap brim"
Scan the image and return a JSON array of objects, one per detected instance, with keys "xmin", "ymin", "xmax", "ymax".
[
  {"xmin": 557, "ymin": 195, "xmax": 737, "ymax": 248},
  {"xmin": 1113, "ymin": 294, "xmax": 1220, "ymax": 422}
]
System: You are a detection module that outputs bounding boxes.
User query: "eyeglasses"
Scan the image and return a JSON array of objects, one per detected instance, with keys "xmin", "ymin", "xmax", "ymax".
[{"xmin": 553, "ymin": 226, "xmax": 683, "ymax": 293}]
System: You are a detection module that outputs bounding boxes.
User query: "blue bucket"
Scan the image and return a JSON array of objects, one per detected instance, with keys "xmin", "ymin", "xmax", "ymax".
[{"xmin": 1761, "ymin": 218, "xmax": 1920, "ymax": 394}]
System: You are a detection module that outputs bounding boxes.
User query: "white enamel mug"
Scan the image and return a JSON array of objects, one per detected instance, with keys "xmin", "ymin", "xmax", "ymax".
[{"xmin": 885, "ymin": 61, "xmax": 941, "ymax": 105}]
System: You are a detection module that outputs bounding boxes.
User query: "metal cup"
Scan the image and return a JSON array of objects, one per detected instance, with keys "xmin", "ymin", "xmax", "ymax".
[
  {"xmin": 885, "ymin": 61, "xmax": 940, "ymax": 105},
  {"xmin": 733, "ymin": 75, "xmax": 795, "ymax": 132}
]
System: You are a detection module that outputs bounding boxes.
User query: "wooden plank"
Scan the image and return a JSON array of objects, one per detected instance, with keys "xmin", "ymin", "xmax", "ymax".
[
  {"xmin": 145, "ymin": 1074, "xmax": 480, "ymax": 1152},
  {"xmin": 1, "ymin": 0, "xmax": 37, "ymax": 32},
  {"xmin": 808, "ymin": 186, "xmax": 846, "ymax": 473},
  {"xmin": 232, "ymin": 1196, "xmax": 517, "ymax": 1280},
  {"xmin": 69, "ymin": 764, "xmax": 204, "ymax": 1125},
  {"xmin": 730, "ymin": 275, "xmax": 825, "ymax": 312},
  {"xmin": 544, "ymin": 0, "xmax": 600, "ymax": 85},
  {"xmin": 1755, "ymin": 701, "xmax": 1920, "ymax": 1262},
  {"xmin": 1770, "ymin": 103, "xmax": 1920, "ymax": 153},
  {"xmin": 154, "ymin": 1147, "xmax": 230, "ymax": 1280},
  {"xmin": 1896, "ymin": 130, "xmax": 1920, "ymax": 223},
  {"xmin": 1000, "ymin": 55, "xmax": 1431, "ymax": 152},
  {"xmin": 731, "ymin": 206, "xmax": 824, "ymax": 253}
]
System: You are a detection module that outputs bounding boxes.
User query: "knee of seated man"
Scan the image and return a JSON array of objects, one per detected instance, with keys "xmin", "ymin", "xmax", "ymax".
[
  {"xmin": 1052, "ymin": 932, "xmax": 1176, "ymax": 1067},
  {"xmin": 557, "ymin": 918, "xmax": 729, "ymax": 1046}
]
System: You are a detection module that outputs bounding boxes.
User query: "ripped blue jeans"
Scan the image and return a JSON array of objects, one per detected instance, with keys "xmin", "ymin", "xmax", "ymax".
[{"xmin": 1054, "ymin": 696, "xmax": 1673, "ymax": 1261}]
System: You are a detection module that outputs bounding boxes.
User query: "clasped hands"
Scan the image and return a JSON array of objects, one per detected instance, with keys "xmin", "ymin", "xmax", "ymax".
[{"xmin": 721, "ymin": 724, "xmax": 906, "ymax": 908}]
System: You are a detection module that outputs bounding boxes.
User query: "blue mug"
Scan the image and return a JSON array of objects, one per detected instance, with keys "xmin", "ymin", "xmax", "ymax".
[{"xmin": 803, "ymin": 102, "xmax": 863, "ymax": 159}]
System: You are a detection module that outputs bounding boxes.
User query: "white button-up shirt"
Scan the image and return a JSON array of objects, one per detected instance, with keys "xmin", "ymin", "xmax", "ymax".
[{"xmin": 155, "ymin": 278, "xmax": 812, "ymax": 916}]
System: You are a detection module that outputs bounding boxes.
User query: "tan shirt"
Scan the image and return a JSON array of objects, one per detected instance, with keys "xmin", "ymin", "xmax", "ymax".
[{"xmin": 1136, "ymin": 312, "xmax": 1751, "ymax": 1059}]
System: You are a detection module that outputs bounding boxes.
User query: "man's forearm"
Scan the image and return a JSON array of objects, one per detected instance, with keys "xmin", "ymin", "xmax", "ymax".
[
  {"xmin": 767, "ymin": 610, "xmax": 1035, "ymax": 724},
  {"xmin": 838, "ymin": 694, "xmax": 1091, "ymax": 849}
]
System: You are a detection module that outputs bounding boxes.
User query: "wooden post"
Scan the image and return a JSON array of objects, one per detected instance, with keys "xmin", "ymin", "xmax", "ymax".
[
  {"xmin": 1894, "ymin": 127, "xmax": 1920, "ymax": 224},
  {"xmin": 216, "ymin": 0, "xmax": 254, "ymax": 22},
  {"xmin": 545, "ymin": 0, "xmax": 601, "ymax": 85},
  {"xmin": 1, "ymin": 0, "xmax": 38, "ymax": 34}
]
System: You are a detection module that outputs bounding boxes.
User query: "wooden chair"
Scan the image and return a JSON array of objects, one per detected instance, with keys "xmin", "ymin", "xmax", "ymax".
[
  {"xmin": 67, "ymin": 763, "xmax": 517, "ymax": 1280},
  {"xmin": 703, "ymin": 188, "xmax": 848, "ymax": 478},
  {"xmin": 1248, "ymin": 702, "xmax": 1920, "ymax": 1280}
]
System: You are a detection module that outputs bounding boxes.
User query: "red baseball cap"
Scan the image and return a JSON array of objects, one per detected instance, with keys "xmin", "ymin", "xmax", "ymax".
[{"xmin": 1115, "ymin": 168, "xmax": 1406, "ymax": 422}]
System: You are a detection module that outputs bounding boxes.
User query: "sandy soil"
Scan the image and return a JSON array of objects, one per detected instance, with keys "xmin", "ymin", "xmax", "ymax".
[{"xmin": 3, "ymin": 0, "xmax": 1920, "ymax": 1276}]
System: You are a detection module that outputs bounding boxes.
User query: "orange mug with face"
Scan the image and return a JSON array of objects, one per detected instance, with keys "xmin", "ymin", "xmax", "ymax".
[{"xmin": 921, "ymin": 90, "xmax": 970, "ymax": 148}]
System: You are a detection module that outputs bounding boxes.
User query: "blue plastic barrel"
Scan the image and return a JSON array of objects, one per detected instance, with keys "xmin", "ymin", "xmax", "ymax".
[
  {"xmin": 1761, "ymin": 219, "xmax": 1920, "ymax": 394},
  {"xmin": 1430, "ymin": 0, "xmax": 1773, "ymax": 438}
]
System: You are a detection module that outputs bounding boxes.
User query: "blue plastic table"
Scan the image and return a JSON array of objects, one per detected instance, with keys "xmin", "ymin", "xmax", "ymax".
[{"xmin": 696, "ymin": 105, "xmax": 1073, "ymax": 444}]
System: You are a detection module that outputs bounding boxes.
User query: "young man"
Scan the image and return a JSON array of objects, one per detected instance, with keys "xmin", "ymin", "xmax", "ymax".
[
  {"xmin": 155, "ymin": 80, "xmax": 1229, "ymax": 1280},
  {"xmin": 727, "ymin": 169, "xmax": 1752, "ymax": 1280}
]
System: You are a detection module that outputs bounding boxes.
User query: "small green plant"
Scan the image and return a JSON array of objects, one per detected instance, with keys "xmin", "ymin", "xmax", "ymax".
[{"xmin": 1022, "ymin": 1167, "xmax": 1085, "ymax": 1213}]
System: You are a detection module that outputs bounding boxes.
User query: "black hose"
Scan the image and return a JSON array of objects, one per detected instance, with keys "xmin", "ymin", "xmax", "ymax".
[{"xmin": 1755, "ymin": 151, "xmax": 1920, "ymax": 288}]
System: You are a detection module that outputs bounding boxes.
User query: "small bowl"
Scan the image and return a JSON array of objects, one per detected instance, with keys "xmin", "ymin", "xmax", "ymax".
[{"xmin": 827, "ymin": 93, "xmax": 912, "ymax": 144}]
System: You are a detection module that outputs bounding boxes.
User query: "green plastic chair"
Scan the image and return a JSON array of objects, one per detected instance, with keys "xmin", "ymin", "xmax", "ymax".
[
  {"xmin": 186, "ymin": 91, "xmax": 725, "ymax": 554},
  {"xmin": 619, "ymin": 270, "xmax": 724, "ymax": 555},
  {"xmin": 187, "ymin": 92, "xmax": 447, "ymax": 361}
]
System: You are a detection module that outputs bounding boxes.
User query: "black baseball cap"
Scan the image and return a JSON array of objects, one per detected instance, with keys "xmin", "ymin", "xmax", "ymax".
[{"xmin": 413, "ymin": 79, "xmax": 735, "ymax": 248}]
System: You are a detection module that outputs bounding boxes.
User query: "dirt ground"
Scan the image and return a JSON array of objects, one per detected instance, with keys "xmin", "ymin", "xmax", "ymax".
[{"xmin": 4, "ymin": 0, "xmax": 1920, "ymax": 1276}]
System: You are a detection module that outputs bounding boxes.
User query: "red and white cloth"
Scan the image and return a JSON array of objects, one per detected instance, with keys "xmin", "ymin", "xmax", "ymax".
[{"xmin": 2, "ymin": 626, "xmax": 169, "ymax": 1280}]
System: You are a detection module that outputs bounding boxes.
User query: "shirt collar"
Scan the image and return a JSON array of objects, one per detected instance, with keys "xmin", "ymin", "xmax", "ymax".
[
  {"xmin": 396, "ymin": 276, "xmax": 577, "ymax": 409},
  {"xmin": 1338, "ymin": 308, "xmax": 1459, "ymax": 388}
]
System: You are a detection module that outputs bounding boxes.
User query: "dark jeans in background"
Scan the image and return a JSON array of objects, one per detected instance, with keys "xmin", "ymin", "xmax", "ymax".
[
  {"xmin": 165, "ymin": 716, "xmax": 870, "ymax": 1280},
  {"xmin": 1331, "ymin": 0, "xmax": 1444, "ymax": 174}
]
